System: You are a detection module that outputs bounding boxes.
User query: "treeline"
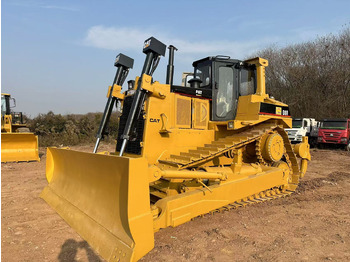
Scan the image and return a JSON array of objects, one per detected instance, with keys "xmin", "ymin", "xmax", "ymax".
[
  {"xmin": 27, "ymin": 111, "xmax": 119, "ymax": 147},
  {"xmin": 253, "ymin": 27, "xmax": 350, "ymax": 119}
]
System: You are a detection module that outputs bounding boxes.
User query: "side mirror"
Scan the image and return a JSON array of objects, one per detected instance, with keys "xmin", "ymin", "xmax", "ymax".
[{"xmin": 10, "ymin": 98, "xmax": 16, "ymax": 108}]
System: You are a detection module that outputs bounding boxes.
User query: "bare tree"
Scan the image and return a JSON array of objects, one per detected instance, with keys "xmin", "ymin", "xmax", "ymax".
[{"xmin": 250, "ymin": 27, "xmax": 350, "ymax": 120}]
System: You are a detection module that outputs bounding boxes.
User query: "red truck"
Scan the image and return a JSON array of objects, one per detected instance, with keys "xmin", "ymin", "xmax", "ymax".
[{"xmin": 318, "ymin": 118, "xmax": 350, "ymax": 151}]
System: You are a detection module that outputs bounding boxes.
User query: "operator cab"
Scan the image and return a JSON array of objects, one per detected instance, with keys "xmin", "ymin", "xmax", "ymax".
[
  {"xmin": 171, "ymin": 56, "xmax": 257, "ymax": 121},
  {"xmin": 1, "ymin": 94, "xmax": 11, "ymax": 116}
]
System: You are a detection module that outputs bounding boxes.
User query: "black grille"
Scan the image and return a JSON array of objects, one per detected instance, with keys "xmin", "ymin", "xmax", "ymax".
[
  {"xmin": 116, "ymin": 95, "xmax": 145, "ymax": 155},
  {"xmin": 11, "ymin": 112, "xmax": 23, "ymax": 124}
]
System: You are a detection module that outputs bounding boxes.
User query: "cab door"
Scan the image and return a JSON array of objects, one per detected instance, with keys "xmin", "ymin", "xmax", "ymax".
[{"xmin": 212, "ymin": 63, "xmax": 238, "ymax": 121}]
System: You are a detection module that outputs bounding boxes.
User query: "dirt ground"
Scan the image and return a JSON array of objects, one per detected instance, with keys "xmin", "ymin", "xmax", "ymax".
[{"xmin": 2, "ymin": 144, "xmax": 350, "ymax": 262}]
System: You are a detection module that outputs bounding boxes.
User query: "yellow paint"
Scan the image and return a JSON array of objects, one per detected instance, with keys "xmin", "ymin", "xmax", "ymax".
[
  {"xmin": 1, "ymin": 133, "xmax": 40, "ymax": 162},
  {"xmin": 107, "ymin": 84, "xmax": 125, "ymax": 100}
]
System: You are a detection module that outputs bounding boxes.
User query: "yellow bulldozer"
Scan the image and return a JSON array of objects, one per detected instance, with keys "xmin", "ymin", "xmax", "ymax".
[
  {"xmin": 41, "ymin": 37, "xmax": 311, "ymax": 261},
  {"xmin": 1, "ymin": 93, "xmax": 39, "ymax": 162}
]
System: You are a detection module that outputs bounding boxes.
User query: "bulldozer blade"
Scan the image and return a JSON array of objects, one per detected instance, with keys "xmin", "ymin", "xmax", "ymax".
[
  {"xmin": 1, "ymin": 133, "xmax": 40, "ymax": 163},
  {"xmin": 41, "ymin": 147, "xmax": 154, "ymax": 262}
]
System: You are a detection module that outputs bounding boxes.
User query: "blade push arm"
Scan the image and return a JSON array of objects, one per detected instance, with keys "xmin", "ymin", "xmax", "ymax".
[
  {"xmin": 119, "ymin": 37, "xmax": 166, "ymax": 156},
  {"xmin": 93, "ymin": 53, "xmax": 134, "ymax": 153}
]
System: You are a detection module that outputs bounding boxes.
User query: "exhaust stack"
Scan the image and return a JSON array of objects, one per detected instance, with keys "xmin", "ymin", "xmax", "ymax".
[{"xmin": 166, "ymin": 45, "xmax": 178, "ymax": 86}]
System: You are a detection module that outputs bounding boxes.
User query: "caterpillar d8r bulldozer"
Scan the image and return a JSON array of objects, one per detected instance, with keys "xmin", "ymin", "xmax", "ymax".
[
  {"xmin": 1, "ymin": 93, "xmax": 39, "ymax": 162},
  {"xmin": 41, "ymin": 37, "xmax": 311, "ymax": 261}
]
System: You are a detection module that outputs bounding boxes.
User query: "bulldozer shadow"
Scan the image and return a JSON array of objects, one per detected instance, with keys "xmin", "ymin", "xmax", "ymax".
[{"xmin": 58, "ymin": 239, "xmax": 102, "ymax": 262}]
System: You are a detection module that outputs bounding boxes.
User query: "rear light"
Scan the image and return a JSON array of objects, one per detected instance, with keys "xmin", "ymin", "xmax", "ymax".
[
  {"xmin": 341, "ymin": 137, "xmax": 348, "ymax": 143},
  {"xmin": 318, "ymin": 137, "xmax": 323, "ymax": 142}
]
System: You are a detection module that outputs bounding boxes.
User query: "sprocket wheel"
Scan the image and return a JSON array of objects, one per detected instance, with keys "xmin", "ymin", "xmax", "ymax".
[{"xmin": 256, "ymin": 131, "xmax": 285, "ymax": 165}]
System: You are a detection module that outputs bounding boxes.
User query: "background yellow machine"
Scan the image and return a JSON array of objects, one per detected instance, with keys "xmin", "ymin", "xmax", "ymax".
[
  {"xmin": 41, "ymin": 37, "xmax": 310, "ymax": 261},
  {"xmin": 1, "ymin": 93, "xmax": 39, "ymax": 162}
]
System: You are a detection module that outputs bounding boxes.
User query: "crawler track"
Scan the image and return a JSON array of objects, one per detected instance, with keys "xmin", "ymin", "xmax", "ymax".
[
  {"xmin": 208, "ymin": 186, "xmax": 294, "ymax": 215},
  {"xmin": 157, "ymin": 121, "xmax": 301, "ymax": 207}
]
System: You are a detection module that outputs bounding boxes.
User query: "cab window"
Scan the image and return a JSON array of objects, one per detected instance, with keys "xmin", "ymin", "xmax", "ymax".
[
  {"xmin": 239, "ymin": 68, "xmax": 256, "ymax": 96},
  {"xmin": 292, "ymin": 120, "xmax": 302, "ymax": 128},
  {"xmin": 303, "ymin": 120, "xmax": 308, "ymax": 128},
  {"xmin": 194, "ymin": 64, "xmax": 211, "ymax": 87},
  {"xmin": 216, "ymin": 67, "xmax": 234, "ymax": 118},
  {"xmin": 1, "ymin": 95, "xmax": 7, "ymax": 115}
]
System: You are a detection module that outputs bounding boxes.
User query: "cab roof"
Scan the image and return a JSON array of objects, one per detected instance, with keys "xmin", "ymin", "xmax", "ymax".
[{"xmin": 192, "ymin": 56, "xmax": 241, "ymax": 67}]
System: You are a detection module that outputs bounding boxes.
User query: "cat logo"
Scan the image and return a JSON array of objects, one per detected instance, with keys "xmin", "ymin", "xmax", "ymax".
[
  {"xmin": 150, "ymin": 118, "xmax": 160, "ymax": 123},
  {"xmin": 275, "ymin": 107, "xmax": 282, "ymax": 115},
  {"xmin": 144, "ymin": 39, "xmax": 151, "ymax": 49}
]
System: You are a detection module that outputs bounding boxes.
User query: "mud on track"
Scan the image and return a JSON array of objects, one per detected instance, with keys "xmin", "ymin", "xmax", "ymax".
[{"xmin": 2, "ymin": 146, "xmax": 350, "ymax": 261}]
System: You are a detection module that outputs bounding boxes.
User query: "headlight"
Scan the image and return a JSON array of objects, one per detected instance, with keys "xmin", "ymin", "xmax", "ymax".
[
  {"xmin": 341, "ymin": 137, "xmax": 348, "ymax": 143},
  {"xmin": 318, "ymin": 137, "xmax": 323, "ymax": 142}
]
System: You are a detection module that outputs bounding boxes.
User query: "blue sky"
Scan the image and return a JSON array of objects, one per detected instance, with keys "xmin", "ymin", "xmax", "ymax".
[{"xmin": 2, "ymin": 0, "xmax": 350, "ymax": 117}]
